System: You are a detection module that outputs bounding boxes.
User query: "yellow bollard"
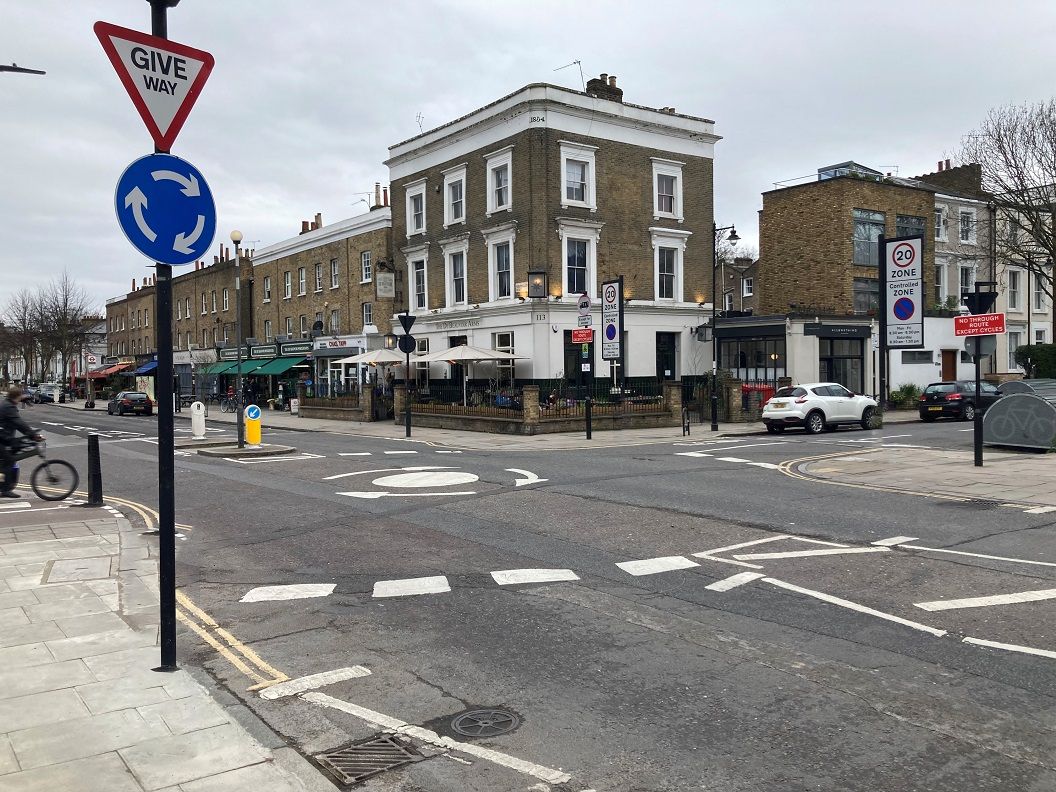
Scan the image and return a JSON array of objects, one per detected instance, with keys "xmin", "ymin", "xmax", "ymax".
[{"xmin": 244, "ymin": 404, "xmax": 262, "ymax": 446}]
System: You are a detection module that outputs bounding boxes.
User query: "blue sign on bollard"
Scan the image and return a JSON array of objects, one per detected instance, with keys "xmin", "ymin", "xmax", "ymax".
[
  {"xmin": 114, "ymin": 153, "xmax": 216, "ymax": 265},
  {"xmin": 245, "ymin": 404, "xmax": 261, "ymax": 421}
]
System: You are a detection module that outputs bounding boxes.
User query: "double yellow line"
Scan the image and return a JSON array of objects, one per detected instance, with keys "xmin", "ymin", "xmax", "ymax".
[{"xmin": 25, "ymin": 484, "xmax": 289, "ymax": 690}]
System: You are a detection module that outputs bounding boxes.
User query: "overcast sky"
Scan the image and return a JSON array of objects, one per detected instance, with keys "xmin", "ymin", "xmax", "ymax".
[{"xmin": 3, "ymin": 0, "xmax": 1054, "ymax": 313}]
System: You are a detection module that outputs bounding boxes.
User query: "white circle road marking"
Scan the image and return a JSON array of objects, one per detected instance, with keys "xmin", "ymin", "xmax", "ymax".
[{"xmin": 372, "ymin": 471, "xmax": 480, "ymax": 488}]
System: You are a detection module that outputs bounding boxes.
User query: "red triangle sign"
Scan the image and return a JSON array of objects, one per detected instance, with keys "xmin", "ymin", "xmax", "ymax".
[{"xmin": 94, "ymin": 21, "xmax": 214, "ymax": 152}]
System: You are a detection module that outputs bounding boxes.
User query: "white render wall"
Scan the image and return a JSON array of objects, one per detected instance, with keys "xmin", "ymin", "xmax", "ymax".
[{"xmin": 887, "ymin": 316, "xmax": 975, "ymax": 389}]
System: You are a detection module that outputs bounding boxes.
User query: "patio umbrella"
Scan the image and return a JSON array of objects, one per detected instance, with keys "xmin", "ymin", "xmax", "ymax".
[
  {"xmin": 333, "ymin": 349, "xmax": 404, "ymax": 365},
  {"xmin": 416, "ymin": 343, "xmax": 524, "ymax": 406}
]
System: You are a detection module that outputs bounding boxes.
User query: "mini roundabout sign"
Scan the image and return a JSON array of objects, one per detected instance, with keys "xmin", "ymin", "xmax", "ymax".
[{"xmin": 327, "ymin": 465, "xmax": 546, "ymax": 499}]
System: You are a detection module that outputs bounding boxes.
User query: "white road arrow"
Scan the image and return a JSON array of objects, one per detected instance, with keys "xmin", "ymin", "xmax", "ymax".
[
  {"xmin": 506, "ymin": 468, "xmax": 548, "ymax": 487},
  {"xmin": 152, "ymin": 169, "xmax": 200, "ymax": 196},
  {"xmin": 173, "ymin": 214, "xmax": 205, "ymax": 254},
  {"xmin": 123, "ymin": 187, "xmax": 156, "ymax": 242},
  {"xmin": 323, "ymin": 465, "xmax": 452, "ymax": 481}
]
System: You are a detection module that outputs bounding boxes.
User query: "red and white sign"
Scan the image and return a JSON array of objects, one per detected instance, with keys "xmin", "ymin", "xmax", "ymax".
[
  {"xmin": 94, "ymin": 21, "xmax": 214, "ymax": 152},
  {"xmin": 571, "ymin": 328, "xmax": 593, "ymax": 343},
  {"xmin": 954, "ymin": 313, "xmax": 1006, "ymax": 337}
]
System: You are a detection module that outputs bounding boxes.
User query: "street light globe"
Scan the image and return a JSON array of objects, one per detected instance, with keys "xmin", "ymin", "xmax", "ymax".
[{"xmin": 230, "ymin": 230, "xmax": 243, "ymax": 244}]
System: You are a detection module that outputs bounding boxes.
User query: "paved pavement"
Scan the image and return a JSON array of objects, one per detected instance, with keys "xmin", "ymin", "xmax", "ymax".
[{"xmin": 0, "ymin": 499, "xmax": 334, "ymax": 792}]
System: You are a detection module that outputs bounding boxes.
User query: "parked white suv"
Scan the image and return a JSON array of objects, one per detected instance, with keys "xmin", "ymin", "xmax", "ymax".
[{"xmin": 761, "ymin": 382, "xmax": 877, "ymax": 434}]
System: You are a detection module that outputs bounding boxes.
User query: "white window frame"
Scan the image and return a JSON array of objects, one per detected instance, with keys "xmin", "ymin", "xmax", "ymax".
[
  {"xmin": 934, "ymin": 206, "xmax": 948, "ymax": 242},
  {"xmin": 329, "ymin": 309, "xmax": 340, "ymax": 334},
  {"xmin": 360, "ymin": 251, "xmax": 372, "ymax": 283},
  {"xmin": 144, "ymin": 308, "xmax": 149, "ymax": 327},
  {"xmin": 959, "ymin": 264, "xmax": 976, "ymax": 304},
  {"xmin": 441, "ymin": 236, "xmax": 470, "ymax": 308},
  {"xmin": 723, "ymin": 292, "xmax": 734, "ymax": 312},
  {"xmin": 742, "ymin": 277, "xmax": 754, "ymax": 298},
  {"xmin": 558, "ymin": 218, "xmax": 603, "ymax": 298},
  {"xmin": 211, "ymin": 291, "xmax": 217, "ymax": 313},
  {"xmin": 442, "ymin": 164, "xmax": 467, "ymax": 228},
  {"xmin": 405, "ymin": 246, "xmax": 429, "ymax": 313},
  {"xmin": 330, "ymin": 258, "xmax": 340, "ymax": 289},
  {"xmin": 485, "ymin": 146, "xmax": 513, "ymax": 215},
  {"xmin": 1007, "ymin": 268, "xmax": 1022, "ymax": 311},
  {"xmin": 1036, "ymin": 328, "xmax": 1047, "ymax": 344},
  {"xmin": 284, "ymin": 316, "xmax": 293, "ymax": 337},
  {"xmin": 314, "ymin": 262, "xmax": 323, "ymax": 293},
  {"xmin": 651, "ymin": 158, "xmax": 685, "ymax": 222},
  {"xmin": 283, "ymin": 271, "xmax": 291, "ymax": 299},
  {"xmin": 362, "ymin": 302, "xmax": 374, "ymax": 329},
  {"xmin": 650, "ymin": 228, "xmax": 691, "ymax": 303},
  {"xmin": 959, "ymin": 208, "xmax": 976, "ymax": 244},
  {"xmin": 480, "ymin": 222, "xmax": 516, "ymax": 302},
  {"xmin": 298, "ymin": 267, "xmax": 306, "ymax": 296},
  {"xmin": 559, "ymin": 140, "xmax": 598, "ymax": 211},
  {"xmin": 299, "ymin": 315, "xmax": 308, "ymax": 339},
  {"xmin": 1033, "ymin": 276, "xmax": 1047, "ymax": 311},
  {"xmin": 1008, "ymin": 330, "xmax": 1023, "ymax": 371},
  {"xmin": 935, "ymin": 258, "xmax": 948, "ymax": 303},
  {"xmin": 176, "ymin": 302, "xmax": 181, "ymax": 320},
  {"xmin": 492, "ymin": 331, "xmax": 515, "ymax": 385},
  {"xmin": 201, "ymin": 293, "xmax": 207, "ymax": 315},
  {"xmin": 222, "ymin": 288, "xmax": 229, "ymax": 311},
  {"xmin": 263, "ymin": 320, "xmax": 272, "ymax": 342},
  {"xmin": 405, "ymin": 179, "xmax": 426, "ymax": 237},
  {"xmin": 415, "ymin": 338, "xmax": 430, "ymax": 389}
]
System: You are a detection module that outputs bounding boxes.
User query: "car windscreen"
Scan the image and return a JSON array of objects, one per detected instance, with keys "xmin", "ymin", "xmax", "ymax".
[
  {"xmin": 774, "ymin": 387, "xmax": 806, "ymax": 398},
  {"xmin": 924, "ymin": 383, "xmax": 957, "ymax": 394}
]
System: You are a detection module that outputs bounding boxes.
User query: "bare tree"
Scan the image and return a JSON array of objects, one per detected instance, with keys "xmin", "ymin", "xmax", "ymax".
[
  {"xmin": 43, "ymin": 272, "xmax": 96, "ymax": 385},
  {"xmin": 3, "ymin": 290, "xmax": 39, "ymax": 381},
  {"xmin": 959, "ymin": 100, "xmax": 1056, "ymax": 301}
]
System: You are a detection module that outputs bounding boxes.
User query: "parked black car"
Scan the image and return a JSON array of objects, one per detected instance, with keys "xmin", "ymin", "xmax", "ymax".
[
  {"xmin": 107, "ymin": 391, "xmax": 153, "ymax": 416},
  {"xmin": 919, "ymin": 380, "xmax": 1002, "ymax": 421}
]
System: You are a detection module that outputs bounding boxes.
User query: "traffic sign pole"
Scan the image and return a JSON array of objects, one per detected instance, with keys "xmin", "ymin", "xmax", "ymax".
[{"xmin": 149, "ymin": 0, "xmax": 177, "ymax": 674}]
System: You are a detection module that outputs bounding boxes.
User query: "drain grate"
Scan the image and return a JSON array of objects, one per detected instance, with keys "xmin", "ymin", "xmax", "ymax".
[
  {"xmin": 316, "ymin": 734, "xmax": 419, "ymax": 785},
  {"xmin": 450, "ymin": 708, "xmax": 520, "ymax": 738}
]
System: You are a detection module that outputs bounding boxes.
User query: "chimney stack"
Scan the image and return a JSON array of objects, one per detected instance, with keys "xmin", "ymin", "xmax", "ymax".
[
  {"xmin": 383, "ymin": 186, "xmax": 389, "ymax": 207},
  {"xmin": 314, "ymin": 212, "xmax": 322, "ymax": 229},
  {"xmin": 945, "ymin": 158, "xmax": 951, "ymax": 170},
  {"xmin": 374, "ymin": 182, "xmax": 382, "ymax": 208},
  {"xmin": 937, "ymin": 160, "xmax": 943, "ymax": 172},
  {"xmin": 131, "ymin": 278, "xmax": 135, "ymax": 292},
  {"xmin": 301, "ymin": 220, "xmax": 310, "ymax": 234},
  {"xmin": 585, "ymin": 71, "xmax": 624, "ymax": 103}
]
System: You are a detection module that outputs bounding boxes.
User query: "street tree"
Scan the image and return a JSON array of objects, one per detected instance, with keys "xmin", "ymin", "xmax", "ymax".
[{"xmin": 959, "ymin": 99, "xmax": 1056, "ymax": 303}]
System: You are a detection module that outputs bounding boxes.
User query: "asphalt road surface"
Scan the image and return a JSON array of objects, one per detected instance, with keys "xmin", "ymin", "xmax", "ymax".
[{"xmin": 26, "ymin": 405, "xmax": 1056, "ymax": 791}]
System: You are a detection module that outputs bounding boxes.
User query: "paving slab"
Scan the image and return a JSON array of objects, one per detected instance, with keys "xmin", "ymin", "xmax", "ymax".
[
  {"xmin": 0, "ymin": 688, "xmax": 90, "ymax": 733},
  {"xmin": 76, "ymin": 674, "xmax": 173, "ymax": 715},
  {"xmin": 120, "ymin": 723, "xmax": 270, "ymax": 790},
  {"xmin": 9, "ymin": 708, "xmax": 170, "ymax": 770},
  {"xmin": 45, "ymin": 627, "xmax": 157, "ymax": 662},
  {"xmin": 0, "ymin": 658, "xmax": 94, "ymax": 701},
  {"xmin": 0, "ymin": 641, "xmax": 53, "ymax": 670},
  {"xmin": 0, "ymin": 751, "xmax": 143, "ymax": 792},
  {"xmin": 138, "ymin": 695, "xmax": 231, "ymax": 735},
  {"xmin": 179, "ymin": 761, "xmax": 305, "ymax": 792},
  {"xmin": 44, "ymin": 556, "xmax": 112, "ymax": 582}
]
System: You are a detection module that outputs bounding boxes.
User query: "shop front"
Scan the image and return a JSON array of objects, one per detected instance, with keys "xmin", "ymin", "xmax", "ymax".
[{"xmin": 312, "ymin": 335, "xmax": 369, "ymax": 396}]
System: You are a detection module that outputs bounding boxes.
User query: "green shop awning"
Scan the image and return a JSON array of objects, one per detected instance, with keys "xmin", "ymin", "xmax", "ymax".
[
  {"xmin": 224, "ymin": 360, "xmax": 265, "ymax": 375},
  {"xmin": 199, "ymin": 361, "xmax": 235, "ymax": 375},
  {"xmin": 252, "ymin": 356, "xmax": 307, "ymax": 376}
]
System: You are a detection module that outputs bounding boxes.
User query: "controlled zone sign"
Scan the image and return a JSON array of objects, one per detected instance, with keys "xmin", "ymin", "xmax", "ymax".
[
  {"xmin": 601, "ymin": 278, "xmax": 623, "ymax": 361},
  {"xmin": 94, "ymin": 21, "xmax": 214, "ymax": 152},
  {"xmin": 954, "ymin": 312, "xmax": 1006, "ymax": 337},
  {"xmin": 883, "ymin": 235, "xmax": 924, "ymax": 348},
  {"xmin": 115, "ymin": 153, "xmax": 216, "ymax": 265}
]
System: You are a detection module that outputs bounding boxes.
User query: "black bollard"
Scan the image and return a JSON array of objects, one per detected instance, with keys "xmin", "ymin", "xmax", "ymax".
[{"xmin": 86, "ymin": 434, "xmax": 103, "ymax": 507}]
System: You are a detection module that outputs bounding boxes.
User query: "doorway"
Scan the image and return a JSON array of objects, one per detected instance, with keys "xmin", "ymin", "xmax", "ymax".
[
  {"xmin": 656, "ymin": 332, "xmax": 678, "ymax": 381},
  {"xmin": 818, "ymin": 338, "xmax": 864, "ymax": 393},
  {"xmin": 448, "ymin": 335, "xmax": 467, "ymax": 386},
  {"xmin": 941, "ymin": 350, "xmax": 957, "ymax": 380}
]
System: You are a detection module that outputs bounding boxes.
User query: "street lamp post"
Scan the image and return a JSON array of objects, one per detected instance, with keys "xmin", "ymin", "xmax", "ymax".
[
  {"xmin": 231, "ymin": 230, "xmax": 245, "ymax": 449},
  {"xmin": 711, "ymin": 223, "xmax": 739, "ymax": 431}
]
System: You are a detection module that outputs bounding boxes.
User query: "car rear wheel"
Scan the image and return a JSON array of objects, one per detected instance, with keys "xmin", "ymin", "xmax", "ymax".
[
  {"xmin": 860, "ymin": 406, "xmax": 875, "ymax": 430},
  {"xmin": 961, "ymin": 403, "xmax": 976, "ymax": 421},
  {"xmin": 117, "ymin": 406, "xmax": 125, "ymax": 416},
  {"xmin": 804, "ymin": 411, "xmax": 826, "ymax": 434}
]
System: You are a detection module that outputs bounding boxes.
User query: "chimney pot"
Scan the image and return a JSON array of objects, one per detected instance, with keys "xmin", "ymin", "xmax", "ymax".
[
  {"xmin": 608, "ymin": 75, "xmax": 617, "ymax": 87},
  {"xmin": 301, "ymin": 220, "xmax": 310, "ymax": 234},
  {"xmin": 315, "ymin": 212, "xmax": 322, "ymax": 228},
  {"xmin": 374, "ymin": 182, "xmax": 382, "ymax": 208},
  {"xmin": 945, "ymin": 158, "xmax": 951, "ymax": 170},
  {"xmin": 937, "ymin": 160, "xmax": 942, "ymax": 171},
  {"xmin": 383, "ymin": 186, "xmax": 389, "ymax": 206},
  {"xmin": 600, "ymin": 73, "xmax": 608, "ymax": 83}
]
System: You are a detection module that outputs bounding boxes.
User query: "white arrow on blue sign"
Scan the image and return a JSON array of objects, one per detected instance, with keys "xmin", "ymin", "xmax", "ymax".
[
  {"xmin": 114, "ymin": 153, "xmax": 216, "ymax": 265},
  {"xmin": 245, "ymin": 404, "xmax": 261, "ymax": 421}
]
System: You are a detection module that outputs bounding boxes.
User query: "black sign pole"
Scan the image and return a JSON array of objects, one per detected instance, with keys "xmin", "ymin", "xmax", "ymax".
[
  {"xmin": 585, "ymin": 340, "xmax": 593, "ymax": 440},
  {"xmin": 148, "ymin": 0, "xmax": 178, "ymax": 673},
  {"xmin": 877, "ymin": 234, "xmax": 887, "ymax": 415}
]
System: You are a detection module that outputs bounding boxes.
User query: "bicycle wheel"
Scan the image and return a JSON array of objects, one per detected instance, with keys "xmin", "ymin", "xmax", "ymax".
[
  {"xmin": 220, "ymin": 399, "xmax": 232, "ymax": 413},
  {"xmin": 31, "ymin": 460, "xmax": 79, "ymax": 501}
]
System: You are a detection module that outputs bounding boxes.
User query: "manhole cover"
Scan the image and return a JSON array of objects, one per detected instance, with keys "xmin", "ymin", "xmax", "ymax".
[
  {"xmin": 940, "ymin": 498, "xmax": 1002, "ymax": 510},
  {"xmin": 450, "ymin": 708, "xmax": 520, "ymax": 738},
  {"xmin": 316, "ymin": 734, "xmax": 419, "ymax": 785}
]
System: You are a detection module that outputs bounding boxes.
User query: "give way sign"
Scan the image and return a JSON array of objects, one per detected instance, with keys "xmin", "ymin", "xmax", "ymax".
[{"xmin": 94, "ymin": 21, "xmax": 214, "ymax": 152}]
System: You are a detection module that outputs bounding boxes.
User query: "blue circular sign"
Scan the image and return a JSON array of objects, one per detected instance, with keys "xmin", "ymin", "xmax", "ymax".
[
  {"xmin": 893, "ymin": 297, "xmax": 915, "ymax": 321},
  {"xmin": 114, "ymin": 153, "xmax": 216, "ymax": 266},
  {"xmin": 245, "ymin": 405, "xmax": 261, "ymax": 421},
  {"xmin": 605, "ymin": 323, "xmax": 617, "ymax": 341}
]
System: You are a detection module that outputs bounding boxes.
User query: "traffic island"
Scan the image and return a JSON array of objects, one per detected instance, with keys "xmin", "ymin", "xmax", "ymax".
[
  {"xmin": 196, "ymin": 443, "xmax": 298, "ymax": 458},
  {"xmin": 175, "ymin": 437, "xmax": 238, "ymax": 450}
]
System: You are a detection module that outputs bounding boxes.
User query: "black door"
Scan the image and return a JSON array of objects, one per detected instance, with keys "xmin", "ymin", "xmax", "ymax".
[
  {"xmin": 448, "ymin": 335, "xmax": 467, "ymax": 387},
  {"xmin": 656, "ymin": 332, "xmax": 677, "ymax": 381}
]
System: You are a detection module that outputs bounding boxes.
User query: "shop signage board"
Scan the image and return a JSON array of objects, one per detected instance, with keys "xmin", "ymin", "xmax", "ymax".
[
  {"xmin": 280, "ymin": 341, "xmax": 314, "ymax": 355},
  {"xmin": 954, "ymin": 313, "xmax": 1006, "ymax": 336},
  {"xmin": 250, "ymin": 344, "xmax": 277, "ymax": 358}
]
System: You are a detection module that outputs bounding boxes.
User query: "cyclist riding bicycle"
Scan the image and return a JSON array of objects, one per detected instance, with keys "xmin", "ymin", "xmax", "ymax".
[{"xmin": 0, "ymin": 387, "xmax": 43, "ymax": 499}]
